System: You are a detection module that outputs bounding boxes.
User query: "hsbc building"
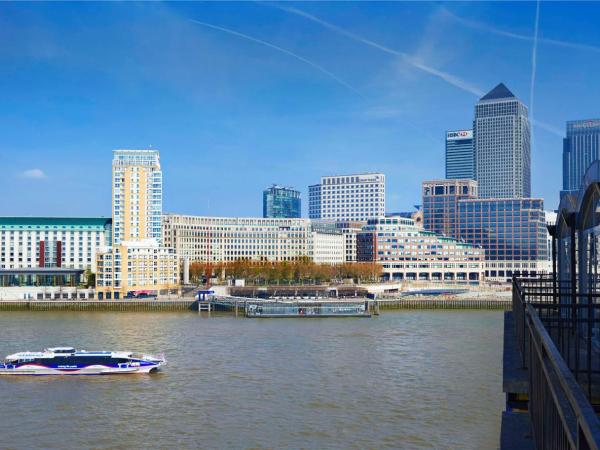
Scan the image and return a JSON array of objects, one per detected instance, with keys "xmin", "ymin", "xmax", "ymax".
[{"xmin": 445, "ymin": 129, "xmax": 474, "ymax": 180}]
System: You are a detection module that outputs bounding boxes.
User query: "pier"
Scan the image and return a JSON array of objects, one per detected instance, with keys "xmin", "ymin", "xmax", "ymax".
[{"xmin": 501, "ymin": 278, "xmax": 600, "ymax": 449}]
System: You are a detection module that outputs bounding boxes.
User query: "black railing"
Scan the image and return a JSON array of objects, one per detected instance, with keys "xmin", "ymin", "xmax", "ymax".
[{"xmin": 513, "ymin": 277, "xmax": 600, "ymax": 449}]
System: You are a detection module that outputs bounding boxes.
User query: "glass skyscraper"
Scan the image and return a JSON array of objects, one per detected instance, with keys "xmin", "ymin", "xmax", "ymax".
[
  {"xmin": 562, "ymin": 119, "xmax": 600, "ymax": 193},
  {"xmin": 263, "ymin": 185, "xmax": 301, "ymax": 219},
  {"xmin": 474, "ymin": 83, "xmax": 531, "ymax": 198},
  {"xmin": 445, "ymin": 129, "xmax": 474, "ymax": 179}
]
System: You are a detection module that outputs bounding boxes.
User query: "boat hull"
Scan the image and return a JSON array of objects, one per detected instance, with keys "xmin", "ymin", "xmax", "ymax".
[{"xmin": 0, "ymin": 364, "xmax": 163, "ymax": 376}]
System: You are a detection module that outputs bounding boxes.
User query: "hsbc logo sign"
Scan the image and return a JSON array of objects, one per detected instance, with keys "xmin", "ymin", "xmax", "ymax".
[{"xmin": 447, "ymin": 130, "xmax": 473, "ymax": 140}]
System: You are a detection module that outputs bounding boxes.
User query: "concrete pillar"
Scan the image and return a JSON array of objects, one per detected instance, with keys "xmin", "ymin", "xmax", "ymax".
[{"xmin": 183, "ymin": 258, "xmax": 190, "ymax": 285}]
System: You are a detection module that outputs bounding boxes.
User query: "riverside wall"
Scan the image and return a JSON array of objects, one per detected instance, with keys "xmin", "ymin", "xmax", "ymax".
[{"xmin": 0, "ymin": 297, "xmax": 510, "ymax": 312}]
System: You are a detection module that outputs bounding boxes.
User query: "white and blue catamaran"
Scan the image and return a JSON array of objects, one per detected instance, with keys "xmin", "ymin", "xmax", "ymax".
[{"xmin": 0, "ymin": 347, "xmax": 166, "ymax": 375}]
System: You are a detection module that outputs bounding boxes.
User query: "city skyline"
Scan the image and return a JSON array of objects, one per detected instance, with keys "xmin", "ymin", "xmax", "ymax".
[{"xmin": 2, "ymin": 2, "xmax": 600, "ymax": 217}]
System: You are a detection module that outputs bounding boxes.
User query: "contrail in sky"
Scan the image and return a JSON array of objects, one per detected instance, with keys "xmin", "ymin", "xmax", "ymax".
[
  {"xmin": 189, "ymin": 18, "xmax": 449, "ymax": 144},
  {"xmin": 188, "ymin": 19, "xmax": 364, "ymax": 98},
  {"xmin": 529, "ymin": 0, "xmax": 541, "ymax": 147},
  {"xmin": 274, "ymin": 4, "xmax": 485, "ymax": 97},
  {"xmin": 444, "ymin": 9, "xmax": 600, "ymax": 54},
  {"xmin": 531, "ymin": 119, "xmax": 562, "ymax": 137},
  {"xmin": 275, "ymin": 4, "xmax": 564, "ymax": 137}
]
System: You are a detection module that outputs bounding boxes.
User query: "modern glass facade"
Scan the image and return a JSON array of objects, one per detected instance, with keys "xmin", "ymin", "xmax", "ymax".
[
  {"xmin": 0, "ymin": 268, "xmax": 83, "ymax": 287},
  {"xmin": 308, "ymin": 184, "xmax": 321, "ymax": 219},
  {"xmin": 474, "ymin": 83, "xmax": 531, "ymax": 198},
  {"xmin": 562, "ymin": 119, "xmax": 600, "ymax": 193},
  {"xmin": 446, "ymin": 130, "xmax": 474, "ymax": 179},
  {"xmin": 422, "ymin": 179, "xmax": 477, "ymax": 238},
  {"xmin": 457, "ymin": 198, "xmax": 547, "ymax": 262},
  {"xmin": 262, "ymin": 185, "xmax": 301, "ymax": 219}
]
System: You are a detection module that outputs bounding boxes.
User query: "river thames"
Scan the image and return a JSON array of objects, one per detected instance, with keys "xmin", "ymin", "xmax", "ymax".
[{"xmin": 0, "ymin": 310, "xmax": 503, "ymax": 449}]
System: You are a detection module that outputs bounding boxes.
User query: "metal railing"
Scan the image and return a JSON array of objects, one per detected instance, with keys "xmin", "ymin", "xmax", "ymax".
[{"xmin": 513, "ymin": 277, "xmax": 600, "ymax": 449}]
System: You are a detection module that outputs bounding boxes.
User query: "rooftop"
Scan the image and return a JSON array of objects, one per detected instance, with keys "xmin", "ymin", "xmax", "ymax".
[
  {"xmin": 0, "ymin": 268, "xmax": 84, "ymax": 275},
  {"xmin": 479, "ymin": 83, "xmax": 516, "ymax": 101},
  {"xmin": 0, "ymin": 217, "xmax": 111, "ymax": 228}
]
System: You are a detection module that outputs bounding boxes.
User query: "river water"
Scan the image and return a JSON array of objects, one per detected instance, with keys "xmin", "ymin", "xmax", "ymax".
[{"xmin": 0, "ymin": 311, "xmax": 503, "ymax": 449}]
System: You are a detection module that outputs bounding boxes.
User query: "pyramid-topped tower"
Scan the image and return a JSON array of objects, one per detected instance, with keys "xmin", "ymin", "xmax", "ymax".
[{"xmin": 474, "ymin": 83, "xmax": 531, "ymax": 198}]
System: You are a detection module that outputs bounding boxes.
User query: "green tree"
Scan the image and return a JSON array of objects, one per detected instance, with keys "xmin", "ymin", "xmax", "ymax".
[{"xmin": 84, "ymin": 269, "xmax": 96, "ymax": 288}]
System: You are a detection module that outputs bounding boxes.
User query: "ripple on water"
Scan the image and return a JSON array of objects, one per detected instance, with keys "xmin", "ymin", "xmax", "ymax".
[{"xmin": 0, "ymin": 310, "xmax": 503, "ymax": 450}]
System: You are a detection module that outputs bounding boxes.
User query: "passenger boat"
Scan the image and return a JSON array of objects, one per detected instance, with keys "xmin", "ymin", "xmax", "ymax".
[{"xmin": 0, "ymin": 347, "xmax": 166, "ymax": 375}]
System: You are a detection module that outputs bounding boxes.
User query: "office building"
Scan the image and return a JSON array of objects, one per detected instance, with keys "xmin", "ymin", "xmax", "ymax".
[
  {"xmin": 562, "ymin": 119, "xmax": 600, "ymax": 193},
  {"xmin": 335, "ymin": 221, "xmax": 365, "ymax": 262},
  {"xmin": 446, "ymin": 129, "xmax": 474, "ymax": 179},
  {"xmin": 263, "ymin": 185, "xmax": 301, "ymax": 219},
  {"xmin": 308, "ymin": 184, "xmax": 322, "ymax": 220},
  {"xmin": 0, "ymin": 217, "xmax": 112, "ymax": 272},
  {"xmin": 310, "ymin": 223, "xmax": 345, "ymax": 265},
  {"xmin": 308, "ymin": 173, "xmax": 385, "ymax": 221},
  {"xmin": 422, "ymin": 179, "xmax": 478, "ymax": 238},
  {"xmin": 96, "ymin": 150, "xmax": 178, "ymax": 299},
  {"xmin": 162, "ymin": 215, "xmax": 346, "ymax": 267},
  {"xmin": 457, "ymin": 198, "xmax": 548, "ymax": 281},
  {"xmin": 474, "ymin": 83, "xmax": 531, "ymax": 198},
  {"xmin": 356, "ymin": 216, "xmax": 485, "ymax": 282}
]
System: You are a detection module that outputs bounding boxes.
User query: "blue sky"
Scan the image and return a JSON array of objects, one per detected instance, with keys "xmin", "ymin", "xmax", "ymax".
[{"xmin": 1, "ymin": 1, "xmax": 599, "ymax": 217}]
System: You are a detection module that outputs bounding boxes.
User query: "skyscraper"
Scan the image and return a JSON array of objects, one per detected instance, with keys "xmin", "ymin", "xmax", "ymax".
[
  {"xmin": 445, "ymin": 129, "xmax": 474, "ymax": 179},
  {"xmin": 262, "ymin": 185, "xmax": 301, "ymax": 218},
  {"xmin": 96, "ymin": 149, "xmax": 178, "ymax": 299},
  {"xmin": 474, "ymin": 83, "xmax": 531, "ymax": 198},
  {"xmin": 308, "ymin": 173, "xmax": 385, "ymax": 221},
  {"xmin": 562, "ymin": 119, "xmax": 600, "ymax": 193},
  {"xmin": 112, "ymin": 149, "xmax": 163, "ymax": 245}
]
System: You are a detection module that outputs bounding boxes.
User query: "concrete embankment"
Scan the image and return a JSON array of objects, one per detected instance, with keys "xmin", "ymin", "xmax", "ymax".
[
  {"xmin": 376, "ymin": 298, "xmax": 510, "ymax": 310},
  {"xmin": 0, "ymin": 299, "xmax": 197, "ymax": 311},
  {"xmin": 0, "ymin": 297, "xmax": 510, "ymax": 311}
]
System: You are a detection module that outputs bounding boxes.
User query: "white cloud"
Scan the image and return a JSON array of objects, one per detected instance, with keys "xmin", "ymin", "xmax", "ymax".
[{"xmin": 21, "ymin": 169, "xmax": 47, "ymax": 179}]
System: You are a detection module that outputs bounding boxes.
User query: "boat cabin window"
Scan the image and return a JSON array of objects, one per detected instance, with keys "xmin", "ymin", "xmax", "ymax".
[{"xmin": 48, "ymin": 348, "xmax": 75, "ymax": 354}]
